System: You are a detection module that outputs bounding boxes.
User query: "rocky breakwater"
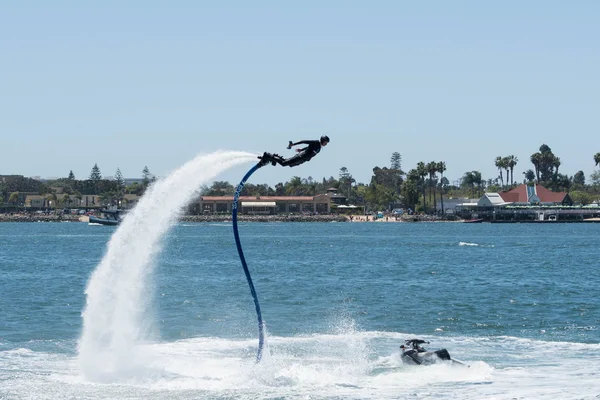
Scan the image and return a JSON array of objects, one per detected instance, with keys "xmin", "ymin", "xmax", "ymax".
[
  {"xmin": 0, "ymin": 213, "xmax": 82, "ymax": 222},
  {"xmin": 180, "ymin": 214, "xmax": 349, "ymax": 223}
]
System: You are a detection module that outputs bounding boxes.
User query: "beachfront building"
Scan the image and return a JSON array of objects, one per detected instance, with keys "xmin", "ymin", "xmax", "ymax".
[
  {"xmin": 189, "ymin": 188, "xmax": 364, "ymax": 215},
  {"xmin": 454, "ymin": 184, "xmax": 600, "ymax": 222},
  {"xmin": 435, "ymin": 197, "xmax": 478, "ymax": 214},
  {"xmin": 499, "ymin": 184, "xmax": 572, "ymax": 206},
  {"xmin": 191, "ymin": 195, "xmax": 332, "ymax": 215},
  {"xmin": 19, "ymin": 194, "xmax": 140, "ymax": 211}
]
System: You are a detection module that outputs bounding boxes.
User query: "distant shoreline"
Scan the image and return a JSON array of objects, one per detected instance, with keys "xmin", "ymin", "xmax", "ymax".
[
  {"xmin": 0, "ymin": 213, "xmax": 349, "ymax": 223},
  {"xmin": 0, "ymin": 213, "xmax": 438, "ymax": 223},
  {"xmin": 3, "ymin": 213, "xmax": 598, "ymax": 224}
]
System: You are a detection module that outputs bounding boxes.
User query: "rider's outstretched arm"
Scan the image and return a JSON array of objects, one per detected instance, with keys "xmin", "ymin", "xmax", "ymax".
[{"xmin": 288, "ymin": 140, "xmax": 312, "ymax": 148}]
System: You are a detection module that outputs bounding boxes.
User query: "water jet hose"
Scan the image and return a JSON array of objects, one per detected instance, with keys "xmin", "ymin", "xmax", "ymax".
[{"xmin": 232, "ymin": 162, "xmax": 265, "ymax": 362}]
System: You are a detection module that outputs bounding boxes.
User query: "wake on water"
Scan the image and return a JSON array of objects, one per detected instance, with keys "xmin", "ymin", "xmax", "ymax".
[{"xmin": 77, "ymin": 150, "xmax": 257, "ymax": 381}]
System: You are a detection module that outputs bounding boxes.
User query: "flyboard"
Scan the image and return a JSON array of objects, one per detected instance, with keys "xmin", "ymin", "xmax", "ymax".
[{"xmin": 231, "ymin": 152, "xmax": 281, "ymax": 362}]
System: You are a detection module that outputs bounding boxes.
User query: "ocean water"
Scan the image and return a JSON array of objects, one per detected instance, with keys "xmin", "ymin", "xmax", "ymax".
[
  {"xmin": 2, "ymin": 222, "xmax": 600, "ymax": 399},
  {"xmin": 1, "ymin": 154, "xmax": 599, "ymax": 399}
]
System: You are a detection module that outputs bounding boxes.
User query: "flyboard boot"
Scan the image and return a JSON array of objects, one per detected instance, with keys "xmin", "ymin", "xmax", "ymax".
[{"xmin": 258, "ymin": 152, "xmax": 284, "ymax": 167}]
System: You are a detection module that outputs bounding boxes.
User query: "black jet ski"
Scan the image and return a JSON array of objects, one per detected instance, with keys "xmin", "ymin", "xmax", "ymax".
[{"xmin": 400, "ymin": 339, "xmax": 468, "ymax": 367}]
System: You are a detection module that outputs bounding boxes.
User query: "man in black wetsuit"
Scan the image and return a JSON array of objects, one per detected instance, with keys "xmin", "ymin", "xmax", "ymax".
[{"xmin": 276, "ymin": 135, "xmax": 330, "ymax": 167}]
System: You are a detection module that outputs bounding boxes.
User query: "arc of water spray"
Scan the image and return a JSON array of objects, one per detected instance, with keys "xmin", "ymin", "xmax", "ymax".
[
  {"xmin": 232, "ymin": 162, "xmax": 266, "ymax": 362},
  {"xmin": 77, "ymin": 151, "xmax": 258, "ymax": 381}
]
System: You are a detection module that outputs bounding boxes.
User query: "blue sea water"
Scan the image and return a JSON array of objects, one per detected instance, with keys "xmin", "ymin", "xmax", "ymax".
[{"xmin": 1, "ymin": 221, "xmax": 600, "ymax": 399}]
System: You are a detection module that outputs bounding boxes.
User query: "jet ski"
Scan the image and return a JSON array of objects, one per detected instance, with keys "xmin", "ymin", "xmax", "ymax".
[{"xmin": 400, "ymin": 339, "xmax": 468, "ymax": 367}]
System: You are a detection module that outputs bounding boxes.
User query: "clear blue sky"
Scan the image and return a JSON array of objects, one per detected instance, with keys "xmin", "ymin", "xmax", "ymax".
[{"xmin": 1, "ymin": 1, "xmax": 598, "ymax": 187}]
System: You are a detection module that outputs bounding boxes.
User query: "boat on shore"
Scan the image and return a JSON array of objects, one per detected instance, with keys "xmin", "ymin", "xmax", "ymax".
[
  {"xmin": 463, "ymin": 218, "xmax": 485, "ymax": 223},
  {"xmin": 89, "ymin": 209, "xmax": 121, "ymax": 226}
]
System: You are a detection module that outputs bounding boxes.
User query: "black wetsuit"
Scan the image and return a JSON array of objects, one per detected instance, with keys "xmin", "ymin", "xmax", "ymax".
[{"xmin": 280, "ymin": 140, "xmax": 322, "ymax": 167}]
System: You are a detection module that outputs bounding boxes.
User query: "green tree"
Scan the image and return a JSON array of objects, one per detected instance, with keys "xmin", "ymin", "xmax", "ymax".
[
  {"xmin": 274, "ymin": 182, "xmax": 285, "ymax": 196},
  {"xmin": 591, "ymin": 170, "xmax": 600, "ymax": 187},
  {"xmin": 437, "ymin": 161, "xmax": 447, "ymax": 214},
  {"xmin": 461, "ymin": 171, "xmax": 482, "ymax": 198},
  {"xmin": 426, "ymin": 161, "xmax": 438, "ymax": 212},
  {"xmin": 530, "ymin": 153, "xmax": 541, "ymax": 182},
  {"xmin": 89, "ymin": 163, "xmax": 102, "ymax": 181},
  {"xmin": 573, "ymin": 171, "xmax": 585, "ymax": 188},
  {"xmin": 8, "ymin": 192, "xmax": 19, "ymax": 206},
  {"xmin": 365, "ymin": 183, "xmax": 394, "ymax": 211},
  {"xmin": 201, "ymin": 181, "xmax": 234, "ymax": 196},
  {"xmin": 389, "ymin": 153, "xmax": 404, "ymax": 199},
  {"xmin": 553, "ymin": 156, "xmax": 561, "ymax": 178},
  {"xmin": 142, "ymin": 166, "xmax": 152, "ymax": 189},
  {"xmin": 45, "ymin": 193, "xmax": 58, "ymax": 211},
  {"xmin": 507, "ymin": 155, "xmax": 518, "ymax": 187},
  {"xmin": 569, "ymin": 190, "xmax": 594, "ymax": 205},
  {"xmin": 114, "ymin": 168, "xmax": 125, "ymax": 203},
  {"xmin": 75, "ymin": 192, "xmax": 83, "ymax": 207},
  {"xmin": 125, "ymin": 182, "xmax": 144, "ymax": 196},
  {"xmin": 594, "ymin": 152, "xmax": 600, "ymax": 167},
  {"xmin": 68, "ymin": 170, "xmax": 75, "ymax": 180},
  {"xmin": 531, "ymin": 144, "xmax": 560, "ymax": 184},
  {"xmin": 401, "ymin": 169, "xmax": 421, "ymax": 212},
  {"xmin": 62, "ymin": 194, "xmax": 71, "ymax": 208},
  {"xmin": 495, "ymin": 156, "xmax": 505, "ymax": 188},
  {"xmin": 285, "ymin": 176, "xmax": 303, "ymax": 196},
  {"xmin": 114, "ymin": 168, "xmax": 125, "ymax": 189},
  {"xmin": 390, "ymin": 152, "xmax": 402, "ymax": 170},
  {"xmin": 416, "ymin": 162, "xmax": 427, "ymax": 212},
  {"xmin": 523, "ymin": 169, "xmax": 535, "ymax": 183},
  {"xmin": 240, "ymin": 183, "xmax": 274, "ymax": 196},
  {"xmin": 472, "ymin": 171, "xmax": 483, "ymax": 197},
  {"xmin": 339, "ymin": 167, "xmax": 353, "ymax": 199},
  {"xmin": 0, "ymin": 175, "xmax": 49, "ymax": 196}
]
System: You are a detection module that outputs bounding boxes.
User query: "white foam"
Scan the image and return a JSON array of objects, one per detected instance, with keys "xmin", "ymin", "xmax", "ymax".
[
  {"xmin": 4, "ymin": 334, "xmax": 600, "ymax": 399},
  {"xmin": 459, "ymin": 241, "xmax": 495, "ymax": 247}
]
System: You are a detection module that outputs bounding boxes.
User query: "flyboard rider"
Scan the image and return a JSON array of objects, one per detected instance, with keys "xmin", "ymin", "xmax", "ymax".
[{"xmin": 259, "ymin": 135, "xmax": 330, "ymax": 167}]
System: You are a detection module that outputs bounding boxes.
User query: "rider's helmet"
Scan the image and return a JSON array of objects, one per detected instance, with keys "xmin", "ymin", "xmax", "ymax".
[{"xmin": 320, "ymin": 135, "xmax": 330, "ymax": 145}]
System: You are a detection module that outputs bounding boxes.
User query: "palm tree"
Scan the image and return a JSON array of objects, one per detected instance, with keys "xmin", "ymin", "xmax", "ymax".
[
  {"xmin": 471, "ymin": 171, "xmax": 483, "ymax": 197},
  {"xmin": 45, "ymin": 193, "xmax": 58, "ymax": 213},
  {"xmin": 62, "ymin": 194, "xmax": 71, "ymax": 210},
  {"xmin": 595, "ymin": 152, "xmax": 600, "ymax": 167},
  {"xmin": 416, "ymin": 162, "xmax": 427, "ymax": 213},
  {"xmin": 530, "ymin": 153, "xmax": 542, "ymax": 182},
  {"xmin": 461, "ymin": 172, "xmax": 476, "ymax": 198},
  {"xmin": 436, "ymin": 161, "xmax": 447, "ymax": 215},
  {"xmin": 495, "ymin": 156, "xmax": 504, "ymax": 188},
  {"xmin": 523, "ymin": 169, "xmax": 535, "ymax": 183},
  {"xmin": 73, "ymin": 192, "xmax": 83, "ymax": 209},
  {"xmin": 558, "ymin": 174, "xmax": 571, "ymax": 193},
  {"xmin": 507, "ymin": 155, "xmax": 518, "ymax": 187},
  {"xmin": 502, "ymin": 157, "xmax": 510, "ymax": 189},
  {"xmin": 426, "ymin": 161, "xmax": 438, "ymax": 213},
  {"xmin": 285, "ymin": 176, "xmax": 303, "ymax": 196},
  {"xmin": 8, "ymin": 192, "xmax": 19, "ymax": 210},
  {"xmin": 552, "ymin": 156, "xmax": 561, "ymax": 177}
]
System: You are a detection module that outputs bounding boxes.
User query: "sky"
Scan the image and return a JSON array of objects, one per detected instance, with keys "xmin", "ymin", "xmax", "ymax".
[{"xmin": 1, "ymin": 1, "xmax": 599, "ymax": 187}]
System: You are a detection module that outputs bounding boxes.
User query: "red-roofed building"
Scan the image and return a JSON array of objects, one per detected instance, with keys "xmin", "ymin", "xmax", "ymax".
[{"xmin": 499, "ymin": 184, "xmax": 572, "ymax": 206}]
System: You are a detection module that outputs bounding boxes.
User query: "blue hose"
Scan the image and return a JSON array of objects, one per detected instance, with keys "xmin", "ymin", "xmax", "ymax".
[{"xmin": 232, "ymin": 162, "xmax": 265, "ymax": 362}]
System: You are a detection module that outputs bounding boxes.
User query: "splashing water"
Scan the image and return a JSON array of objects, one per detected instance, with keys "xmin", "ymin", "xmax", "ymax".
[{"xmin": 77, "ymin": 150, "xmax": 257, "ymax": 381}]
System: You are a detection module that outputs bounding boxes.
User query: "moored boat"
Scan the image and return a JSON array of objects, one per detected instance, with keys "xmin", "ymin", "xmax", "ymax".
[{"xmin": 89, "ymin": 209, "xmax": 121, "ymax": 226}]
